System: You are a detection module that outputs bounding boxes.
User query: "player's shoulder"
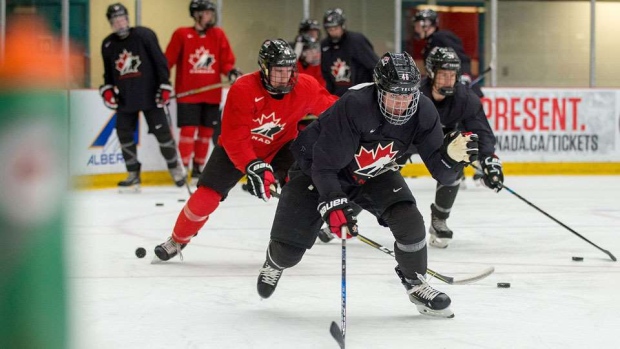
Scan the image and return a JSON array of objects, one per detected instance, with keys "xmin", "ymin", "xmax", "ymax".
[
  {"xmin": 101, "ymin": 34, "xmax": 116, "ymax": 48},
  {"xmin": 132, "ymin": 26, "xmax": 157, "ymax": 38},
  {"xmin": 229, "ymin": 72, "xmax": 261, "ymax": 93},
  {"xmin": 456, "ymin": 83, "xmax": 482, "ymax": 107},
  {"xmin": 416, "ymin": 93, "xmax": 440, "ymax": 126},
  {"xmin": 172, "ymin": 27, "xmax": 194, "ymax": 36},
  {"xmin": 295, "ymin": 73, "xmax": 322, "ymax": 89}
]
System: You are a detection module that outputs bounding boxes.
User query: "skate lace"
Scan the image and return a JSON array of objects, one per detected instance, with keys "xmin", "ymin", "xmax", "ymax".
[
  {"xmin": 409, "ymin": 273, "xmax": 440, "ymax": 300},
  {"xmin": 163, "ymin": 237, "xmax": 184, "ymax": 261},
  {"xmin": 170, "ymin": 166, "xmax": 185, "ymax": 181},
  {"xmin": 259, "ymin": 265, "xmax": 282, "ymax": 286},
  {"xmin": 432, "ymin": 216, "xmax": 450, "ymax": 231}
]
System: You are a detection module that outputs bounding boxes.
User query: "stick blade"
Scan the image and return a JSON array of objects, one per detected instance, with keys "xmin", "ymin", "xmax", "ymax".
[
  {"xmin": 329, "ymin": 321, "xmax": 344, "ymax": 348},
  {"xmin": 451, "ymin": 266, "xmax": 495, "ymax": 285},
  {"xmin": 604, "ymin": 250, "xmax": 617, "ymax": 262}
]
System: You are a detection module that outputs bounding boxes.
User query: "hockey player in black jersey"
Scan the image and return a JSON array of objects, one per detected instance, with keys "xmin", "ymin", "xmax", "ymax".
[
  {"xmin": 320, "ymin": 8, "xmax": 378, "ymax": 96},
  {"xmin": 256, "ymin": 51, "xmax": 479, "ymax": 318},
  {"xmin": 100, "ymin": 3, "xmax": 186, "ymax": 191},
  {"xmin": 422, "ymin": 47, "xmax": 504, "ymax": 248},
  {"xmin": 412, "ymin": 9, "xmax": 484, "ymax": 98}
]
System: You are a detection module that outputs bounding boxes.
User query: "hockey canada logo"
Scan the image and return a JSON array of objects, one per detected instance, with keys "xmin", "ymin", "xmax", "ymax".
[
  {"xmin": 189, "ymin": 46, "xmax": 216, "ymax": 74},
  {"xmin": 331, "ymin": 58, "xmax": 351, "ymax": 83},
  {"xmin": 251, "ymin": 112, "xmax": 285, "ymax": 144},
  {"xmin": 354, "ymin": 143, "xmax": 398, "ymax": 178},
  {"xmin": 115, "ymin": 49, "xmax": 142, "ymax": 78}
]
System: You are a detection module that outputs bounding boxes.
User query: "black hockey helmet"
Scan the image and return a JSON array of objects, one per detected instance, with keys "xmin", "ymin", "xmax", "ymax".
[
  {"xmin": 413, "ymin": 9, "xmax": 438, "ymax": 26},
  {"xmin": 106, "ymin": 3, "xmax": 128, "ymax": 21},
  {"xmin": 299, "ymin": 19, "xmax": 321, "ymax": 34},
  {"xmin": 374, "ymin": 52, "xmax": 421, "ymax": 125},
  {"xmin": 299, "ymin": 34, "xmax": 321, "ymax": 65},
  {"xmin": 189, "ymin": 0, "xmax": 216, "ymax": 17},
  {"xmin": 425, "ymin": 46, "xmax": 461, "ymax": 79},
  {"xmin": 258, "ymin": 39, "xmax": 299, "ymax": 95},
  {"xmin": 323, "ymin": 8, "xmax": 346, "ymax": 28}
]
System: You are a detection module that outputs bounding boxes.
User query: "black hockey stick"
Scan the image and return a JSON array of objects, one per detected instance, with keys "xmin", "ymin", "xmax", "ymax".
[
  {"xmin": 163, "ymin": 105, "xmax": 194, "ymax": 196},
  {"xmin": 330, "ymin": 226, "xmax": 348, "ymax": 348},
  {"xmin": 356, "ymin": 234, "xmax": 495, "ymax": 285},
  {"xmin": 470, "ymin": 66, "xmax": 492, "ymax": 86},
  {"xmin": 503, "ymin": 184, "xmax": 615, "ymax": 262},
  {"xmin": 267, "ymin": 188, "xmax": 494, "ymax": 284}
]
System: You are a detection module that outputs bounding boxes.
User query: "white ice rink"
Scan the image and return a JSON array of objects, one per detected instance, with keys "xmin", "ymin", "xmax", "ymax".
[{"xmin": 67, "ymin": 176, "xmax": 620, "ymax": 349}]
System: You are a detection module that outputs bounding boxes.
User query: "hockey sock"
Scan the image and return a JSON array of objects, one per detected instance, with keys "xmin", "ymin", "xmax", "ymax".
[
  {"xmin": 119, "ymin": 139, "xmax": 140, "ymax": 172},
  {"xmin": 179, "ymin": 126, "xmax": 197, "ymax": 167},
  {"xmin": 193, "ymin": 126, "xmax": 214, "ymax": 167},
  {"xmin": 267, "ymin": 240, "xmax": 306, "ymax": 269},
  {"xmin": 156, "ymin": 134, "xmax": 180, "ymax": 169},
  {"xmin": 172, "ymin": 186, "xmax": 221, "ymax": 243},
  {"xmin": 434, "ymin": 174, "xmax": 462, "ymax": 214},
  {"xmin": 382, "ymin": 202, "xmax": 428, "ymax": 278}
]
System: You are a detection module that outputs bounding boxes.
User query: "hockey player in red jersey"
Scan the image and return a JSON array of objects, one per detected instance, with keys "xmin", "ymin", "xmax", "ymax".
[
  {"xmin": 296, "ymin": 34, "xmax": 326, "ymax": 87},
  {"xmin": 154, "ymin": 39, "xmax": 338, "ymax": 261},
  {"xmin": 100, "ymin": 3, "xmax": 186, "ymax": 191},
  {"xmin": 255, "ymin": 52, "xmax": 479, "ymax": 318},
  {"xmin": 165, "ymin": 0, "xmax": 242, "ymax": 182}
]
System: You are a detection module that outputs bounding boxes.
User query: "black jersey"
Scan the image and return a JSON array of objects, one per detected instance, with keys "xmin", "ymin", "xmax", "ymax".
[
  {"xmin": 420, "ymin": 78, "xmax": 495, "ymax": 157},
  {"xmin": 320, "ymin": 31, "xmax": 379, "ymax": 97},
  {"xmin": 101, "ymin": 27, "xmax": 170, "ymax": 112},
  {"xmin": 423, "ymin": 30, "xmax": 472, "ymax": 76},
  {"xmin": 291, "ymin": 83, "xmax": 458, "ymax": 199}
]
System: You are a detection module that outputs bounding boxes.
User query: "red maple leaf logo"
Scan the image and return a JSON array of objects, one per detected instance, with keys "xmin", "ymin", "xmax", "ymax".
[
  {"xmin": 251, "ymin": 112, "xmax": 286, "ymax": 139},
  {"xmin": 354, "ymin": 143, "xmax": 398, "ymax": 177}
]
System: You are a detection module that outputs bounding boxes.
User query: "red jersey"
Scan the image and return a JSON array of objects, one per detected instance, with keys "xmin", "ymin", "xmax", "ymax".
[
  {"xmin": 220, "ymin": 72, "xmax": 338, "ymax": 172},
  {"xmin": 297, "ymin": 61, "xmax": 326, "ymax": 87},
  {"xmin": 165, "ymin": 26, "xmax": 235, "ymax": 104}
]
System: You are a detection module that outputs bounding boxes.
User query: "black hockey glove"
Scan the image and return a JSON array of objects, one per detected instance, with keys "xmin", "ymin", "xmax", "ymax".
[
  {"xmin": 227, "ymin": 68, "xmax": 243, "ymax": 83},
  {"xmin": 440, "ymin": 131, "xmax": 479, "ymax": 171},
  {"xmin": 245, "ymin": 159, "xmax": 276, "ymax": 202},
  {"xmin": 99, "ymin": 84, "xmax": 118, "ymax": 110},
  {"xmin": 155, "ymin": 83, "xmax": 173, "ymax": 108},
  {"xmin": 480, "ymin": 155, "xmax": 504, "ymax": 192},
  {"xmin": 318, "ymin": 193, "xmax": 358, "ymax": 238}
]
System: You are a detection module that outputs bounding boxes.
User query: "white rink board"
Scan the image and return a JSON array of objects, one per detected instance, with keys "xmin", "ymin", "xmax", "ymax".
[{"xmin": 480, "ymin": 88, "xmax": 620, "ymax": 162}]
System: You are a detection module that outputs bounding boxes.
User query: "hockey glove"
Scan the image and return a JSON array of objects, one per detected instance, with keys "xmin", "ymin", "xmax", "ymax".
[
  {"xmin": 318, "ymin": 193, "xmax": 358, "ymax": 238},
  {"xmin": 155, "ymin": 83, "xmax": 173, "ymax": 108},
  {"xmin": 99, "ymin": 84, "xmax": 118, "ymax": 110},
  {"xmin": 441, "ymin": 131, "xmax": 479, "ymax": 171},
  {"xmin": 480, "ymin": 155, "xmax": 504, "ymax": 192},
  {"xmin": 245, "ymin": 159, "xmax": 276, "ymax": 202},
  {"xmin": 227, "ymin": 68, "xmax": 243, "ymax": 83}
]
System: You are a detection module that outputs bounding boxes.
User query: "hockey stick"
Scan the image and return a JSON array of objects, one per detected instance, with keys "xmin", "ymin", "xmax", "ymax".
[
  {"xmin": 472, "ymin": 165, "xmax": 616, "ymax": 261},
  {"xmin": 267, "ymin": 188, "xmax": 494, "ymax": 284},
  {"xmin": 330, "ymin": 226, "xmax": 348, "ymax": 349},
  {"xmin": 171, "ymin": 81, "xmax": 232, "ymax": 99},
  {"xmin": 163, "ymin": 105, "xmax": 194, "ymax": 196},
  {"xmin": 470, "ymin": 66, "xmax": 493, "ymax": 86},
  {"xmin": 356, "ymin": 234, "xmax": 496, "ymax": 285}
]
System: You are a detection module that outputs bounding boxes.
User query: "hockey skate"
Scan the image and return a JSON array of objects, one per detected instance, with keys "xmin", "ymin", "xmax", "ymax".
[
  {"xmin": 317, "ymin": 226, "xmax": 335, "ymax": 243},
  {"xmin": 153, "ymin": 236, "xmax": 187, "ymax": 262},
  {"xmin": 257, "ymin": 260, "xmax": 283, "ymax": 299},
  {"xmin": 190, "ymin": 162, "xmax": 202, "ymax": 185},
  {"xmin": 169, "ymin": 166, "xmax": 187, "ymax": 187},
  {"xmin": 118, "ymin": 170, "xmax": 141, "ymax": 193},
  {"xmin": 429, "ymin": 204, "xmax": 453, "ymax": 248},
  {"xmin": 395, "ymin": 266, "xmax": 454, "ymax": 318}
]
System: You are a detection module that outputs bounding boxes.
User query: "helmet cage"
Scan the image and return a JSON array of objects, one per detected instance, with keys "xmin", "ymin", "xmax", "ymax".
[
  {"xmin": 374, "ymin": 52, "xmax": 421, "ymax": 125},
  {"xmin": 258, "ymin": 39, "xmax": 299, "ymax": 95},
  {"xmin": 323, "ymin": 8, "xmax": 346, "ymax": 28}
]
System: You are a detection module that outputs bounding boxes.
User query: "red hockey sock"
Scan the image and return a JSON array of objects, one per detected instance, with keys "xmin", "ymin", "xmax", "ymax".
[
  {"xmin": 179, "ymin": 126, "xmax": 197, "ymax": 167},
  {"xmin": 172, "ymin": 186, "xmax": 221, "ymax": 243},
  {"xmin": 193, "ymin": 126, "xmax": 214, "ymax": 166}
]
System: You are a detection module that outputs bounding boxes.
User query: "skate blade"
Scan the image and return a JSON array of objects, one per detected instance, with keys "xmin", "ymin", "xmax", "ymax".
[
  {"xmin": 429, "ymin": 235, "xmax": 451, "ymax": 248},
  {"xmin": 150, "ymin": 255, "xmax": 163, "ymax": 264},
  {"xmin": 118, "ymin": 185, "xmax": 141, "ymax": 193},
  {"xmin": 415, "ymin": 304, "xmax": 455, "ymax": 318}
]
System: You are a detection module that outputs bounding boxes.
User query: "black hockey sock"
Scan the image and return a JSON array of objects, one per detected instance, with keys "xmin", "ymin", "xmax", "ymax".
[
  {"xmin": 120, "ymin": 140, "xmax": 140, "ymax": 172},
  {"xmin": 394, "ymin": 241, "xmax": 428, "ymax": 279},
  {"xmin": 434, "ymin": 181, "xmax": 461, "ymax": 217},
  {"xmin": 267, "ymin": 240, "xmax": 306, "ymax": 269},
  {"xmin": 157, "ymin": 137, "xmax": 179, "ymax": 169}
]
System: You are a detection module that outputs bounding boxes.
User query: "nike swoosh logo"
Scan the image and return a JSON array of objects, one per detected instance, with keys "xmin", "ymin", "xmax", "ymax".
[
  {"xmin": 254, "ymin": 96, "xmax": 264, "ymax": 102},
  {"xmin": 104, "ymin": 42, "xmax": 111, "ymax": 48},
  {"xmin": 155, "ymin": 124, "xmax": 163, "ymax": 129},
  {"xmin": 393, "ymin": 187, "xmax": 402, "ymax": 192}
]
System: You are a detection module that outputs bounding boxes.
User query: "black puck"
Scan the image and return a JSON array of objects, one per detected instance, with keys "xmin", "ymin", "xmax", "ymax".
[
  {"xmin": 135, "ymin": 247, "xmax": 146, "ymax": 258},
  {"xmin": 572, "ymin": 256, "xmax": 584, "ymax": 261},
  {"xmin": 497, "ymin": 282, "xmax": 511, "ymax": 288},
  {"xmin": 155, "ymin": 203, "xmax": 164, "ymax": 207},
  {"xmin": 178, "ymin": 198, "xmax": 186, "ymax": 202}
]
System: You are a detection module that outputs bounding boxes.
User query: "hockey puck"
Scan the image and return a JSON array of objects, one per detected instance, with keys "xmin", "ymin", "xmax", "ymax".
[
  {"xmin": 155, "ymin": 203, "xmax": 164, "ymax": 207},
  {"xmin": 572, "ymin": 256, "xmax": 584, "ymax": 261},
  {"xmin": 497, "ymin": 282, "xmax": 511, "ymax": 288},
  {"xmin": 135, "ymin": 247, "xmax": 146, "ymax": 258},
  {"xmin": 178, "ymin": 198, "xmax": 186, "ymax": 202}
]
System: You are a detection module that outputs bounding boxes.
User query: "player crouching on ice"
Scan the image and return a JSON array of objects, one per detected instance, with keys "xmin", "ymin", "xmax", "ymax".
[{"xmin": 255, "ymin": 52, "xmax": 478, "ymax": 318}]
